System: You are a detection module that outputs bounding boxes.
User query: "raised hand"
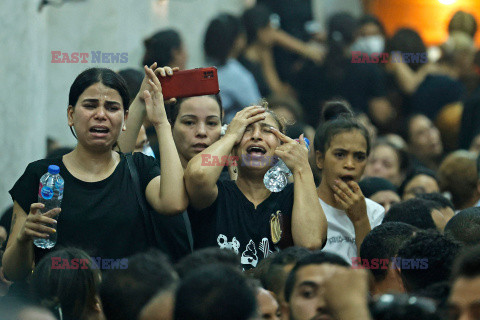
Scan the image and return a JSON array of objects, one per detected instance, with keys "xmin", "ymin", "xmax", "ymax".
[
  {"xmin": 332, "ymin": 180, "xmax": 368, "ymax": 223},
  {"xmin": 17, "ymin": 203, "xmax": 60, "ymax": 243},
  {"xmin": 224, "ymin": 105, "xmax": 266, "ymax": 144},
  {"xmin": 137, "ymin": 63, "xmax": 178, "ymax": 104},
  {"xmin": 142, "ymin": 65, "xmax": 177, "ymax": 127},
  {"xmin": 270, "ymin": 130, "xmax": 309, "ymax": 173}
]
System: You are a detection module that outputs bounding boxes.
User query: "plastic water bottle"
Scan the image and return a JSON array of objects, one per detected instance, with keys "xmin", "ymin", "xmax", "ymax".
[
  {"xmin": 34, "ymin": 165, "xmax": 64, "ymax": 249},
  {"xmin": 264, "ymin": 138, "xmax": 310, "ymax": 192}
]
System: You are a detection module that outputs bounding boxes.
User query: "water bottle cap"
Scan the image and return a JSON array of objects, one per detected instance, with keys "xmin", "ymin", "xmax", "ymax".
[
  {"xmin": 304, "ymin": 138, "xmax": 310, "ymax": 148},
  {"xmin": 48, "ymin": 165, "xmax": 60, "ymax": 175}
]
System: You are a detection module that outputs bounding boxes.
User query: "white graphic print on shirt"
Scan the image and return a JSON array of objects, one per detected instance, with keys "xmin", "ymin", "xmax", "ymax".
[
  {"xmin": 217, "ymin": 234, "xmax": 240, "ymax": 254},
  {"xmin": 241, "ymin": 240, "xmax": 259, "ymax": 268}
]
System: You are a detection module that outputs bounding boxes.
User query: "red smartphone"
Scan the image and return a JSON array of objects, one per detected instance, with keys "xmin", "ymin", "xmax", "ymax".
[{"xmin": 159, "ymin": 67, "xmax": 220, "ymax": 100}]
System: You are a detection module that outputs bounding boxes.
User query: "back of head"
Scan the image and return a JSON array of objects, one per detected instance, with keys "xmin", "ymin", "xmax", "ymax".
[
  {"xmin": 451, "ymin": 244, "xmax": 480, "ymax": 281},
  {"xmin": 242, "ymin": 4, "xmax": 271, "ymax": 45},
  {"xmin": 416, "ymin": 192, "xmax": 454, "ymax": 210},
  {"xmin": 117, "ymin": 68, "xmax": 144, "ymax": 103},
  {"xmin": 174, "ymin": 264, "xmax": 257, "ymax": 320},
  {"xmin": 327, "ymin": 12, "xmax": 358, "ymax": 47},
  {"xmin": 143, "ymin": 29, "xmax": 182, "ymax": 67},
  {"xmin": 204, "ymin": 13, "xmax": 243, "ymax": 65},
  {"xmin": 397, "ymin": 230, "xmax": 462, "ymax": 292},
  {"xmin": 360, "ymin": 222, "xmax": 418, "ymax": 282},
  {"xmin": 174, "ymin": 247, "xmax": 241, "ymax": 278},
  {"xmin": 284, "ymin": 251, "xmax": 349, "ymax": 302},
  {"xmin": 359, "ymin": 177, "xmax": 398, "ymax": 199},
  {"xmin": 448, "ymin": 10, "xmax": 478, "ymax": 38},
  {"xmin": 100, "ymin": 249, "xmax": 178, "ymax": 320},
  {"xmin": 382, "ymin": 198, "xmax": 438, "ymax": 230},
  {"xmin": 30, "ymin": 248, "xmax": 100, "ymax": 320},
  {"xmin": 445, "ymin": 207, "xmax": 480, "ymax": 246},
  {"xmin": 386, "ymin": 28, "xmax": 427, "ymax": 71},
  {"xmin": 437, "ymin": 150, "xmax": 478, "ymax": 210}
]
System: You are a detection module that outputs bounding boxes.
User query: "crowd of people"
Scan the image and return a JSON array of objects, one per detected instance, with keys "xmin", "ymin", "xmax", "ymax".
[{"xmin": 1, "ymin": 1, "xmax": 480, "ymax": 319}]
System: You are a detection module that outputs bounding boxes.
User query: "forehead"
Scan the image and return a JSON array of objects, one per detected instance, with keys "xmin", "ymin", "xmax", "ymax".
[
  {"xmin": 178, "ymin": 96, "xmax": 220, "ymax": 117},
  {"xmin": 406, "ymin": 174, "xmax": 437, "ymax": 189},
  {"xmin": 78, "ymin": 82, "xmax": 122, "ymax": 103},
  {"xmin": 328, "ymin": 130, "xmax": 367, "ymax": 152},
  {"xmin": 410, "ymin": 116, "xmax": 431, "ymax": 133},
  {"xmin": 248, "ymin": 113, "xmax": 279, "ymax": 129},
  {"xmin": 294, "ymin": 264, "xmax": 334, "ymax": 288}
]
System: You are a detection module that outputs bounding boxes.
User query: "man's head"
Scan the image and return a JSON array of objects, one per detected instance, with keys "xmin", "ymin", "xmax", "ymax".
[
  {"xmin": 445, "ymin": 207, "xmax": 480, "ymax": 246},
  {"xmin": 174, "ymin": 264, "xmax": 257, "ymax": 320},
  {"xmin": 360, "ymin": 222, "xmax": 418, "ymax": 295},
  {"xmin": 397, "ymin": 230, "xmax": 462, "ymax": 293},
  {"xmin": 283, "ymin": 252, "xmax": 350, "ymax": 320},
  {"xmin": 100, "ymin": 250, "xmax": 178, "ymax": 320},
  {"xmin": 448, "ymin": 245, "xmax": 480, "ymax": 320},
  {"xmin": 437, "ymin": 150, "xmax": 479, "ymax": 210},
  {"xmin": 383, "ymin": 198, "xmax": 449, "ymax": 231},
  {"xmin": 416, "ymin": 192, "xmax": 455, "ymax": 223},
  {"xmin": 263, "ymin": 247, "xmax": 311, "ymax": 305}
]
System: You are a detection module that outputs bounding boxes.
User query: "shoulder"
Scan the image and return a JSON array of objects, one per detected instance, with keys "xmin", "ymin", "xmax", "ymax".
[
  {"xmin": 124, "ymin": 152, "xmax": 158, "ymax": 168},
  {"xmin": 24, "ymin": 157, "xmax": 62, "ymax": 175},
  {"xmin": 365, "ymin": 198, "xmax": 386, "ymax": 219}
]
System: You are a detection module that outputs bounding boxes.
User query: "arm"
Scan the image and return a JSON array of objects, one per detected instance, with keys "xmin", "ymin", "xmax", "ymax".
[
  {"xmin": 185, "ymin": 106, "xmax": 267, "ymax": 209},
  {"xmin": 116, "ymin": 63, "xmax": 177, "ymax": 153},
  {"xmin": 387, "ymin": 59, "xmax": 436, "ymax": 95},
  {"xmin": 273, "ymin": 29, "xmax": 326, "ymax": 64},
  {"xmin": 271, "ymin": 130, "xmax": 327, "ymax": 249},
  {"xmin": 142, "ymin": 67, "xmax": 187, "ymax": 215},
  {"xmin": 2, "ymin": 202, "xmax": 59, "ymax": 281},
  {"xmin": 332, "ymin": 180, "xmax": 371, "ymax": 253},
  {"xmin": 257, "ymin": 46, "xmax": 294, "ymax": 96}
]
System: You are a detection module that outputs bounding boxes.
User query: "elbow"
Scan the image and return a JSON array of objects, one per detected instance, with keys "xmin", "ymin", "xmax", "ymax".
[
  {"xmin": 154, "ymin": 200, "xmax": 188, "ymax": 216},
  {"xmin": 185, "ymin": 162, "xmax": 209, "ymax": 187},
  {"xmin": 303, "ymin": 238, "xmax": 324, "ymax": 251}
]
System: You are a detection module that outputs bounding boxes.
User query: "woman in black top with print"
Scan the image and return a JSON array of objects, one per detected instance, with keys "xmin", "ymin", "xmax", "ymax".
[
  {"xmin": 3, "ymin": 65, "xmax": 187, "ymax": 281},
  {"xmin": 184, "ymin": 105, "xmax": 326, "ymax": 270}
]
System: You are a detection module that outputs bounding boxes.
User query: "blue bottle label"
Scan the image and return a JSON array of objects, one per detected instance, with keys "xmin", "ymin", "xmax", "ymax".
[{"xmin": 41, "ymin": 186, "xmax": 54, "ymax": 200}]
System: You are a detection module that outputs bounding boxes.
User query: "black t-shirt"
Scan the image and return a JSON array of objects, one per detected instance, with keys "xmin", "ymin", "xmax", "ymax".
[
  {"xmin": 188, "ymin": 180, "xmax": 294, "ymax": 270},
  {"xmin": 9, "ymin": 152, "xmax": 189, "ymax": 263}
]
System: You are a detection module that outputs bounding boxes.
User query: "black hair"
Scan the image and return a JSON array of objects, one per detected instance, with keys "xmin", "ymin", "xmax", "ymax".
[
  {"xmin": 444, "ymin": 207, "xmax": 480, "ymax": 246},
  {"xmin": 416, "ymin": 193, "xmax": 454, "ymax": 210},
  {"xmin": 117, "ymin": 68, "xmax": 144, "ymax": 103},
  {"xmin": 397, "ymin": 230, "xmax": 462, "ymax": 293},
  {"xmin": 100, "ymin": 249, "xmax": 178, "ymax": 320},
  {"xmin": 373, "ymin": 138, "xmax": 411, "ymax": 175},
  {"xmin": 320, "ymin": 98, "xmax": 355, "ymax": 123},
  {"xmin": 204, "ymin": 13, "xmax": 244, "ymax": 65},
  {"xmin": 359, "ymin": 177, "xmax": 398, "ymax": 198},
  {"xmin": 398, "ymin": 167, "xmax": 438, "ymax": 198},
  {"xmin": 142, "ymin": 29, "xmax": 182, "ymax": 67},
  {"xmin": 284, "ymin": 251, "xmax": 349, "ymax": 302},
  {"xmin": 174, "ymin": 247, "xmax": 240, "ymax": 279},
  {"xmin": 242, "ymin": 4, "xmax": 272, "ymax": 45},
  {"xmin": 451, "ymin": 244, "xmax": 480, "ymax": 280},
  {"xmin": 358, "ymin": 14, "xmax": 386, "ymax": 36},
  {"xmin": 370, "ymin": 294, "xmax": 440, "ymax": 320},
  {"xmin": 30, "ymin": 248, "xmax": 100, "ymax": 320},
  {"xmin": 69, "ymin": 68, "xmax": 130, "ymax": 111},
  {"xmin": 174, "ymin": 264, "xmax": 257, "ymax": 320},
  {"xmin": 448, "ymin": 10, "xmax": 478, "ymax": 38},
  {"xmin": 68, "ymin": 68, "xmax": 130, "ymax": 141},
  {"xmin": 360, "ymin": 222, "xmax": 418, "ymax": 282},
  {"xmin": 382, "ymin": 198, "xmax": 439, "ymax": 230},
  {"xmin": 313, "ymin": 116, "xmax": 371, "ymax": 156},
  {"xmin": 168, "ymin": 94, "xmax": 223, "ymax": 127},
  {"xmin": 385, "ymin": 28, "xmax": 427, "ymax": 71},
  {"xmin": 263, "ymin": 247, "xmax": 311, "ymax": 296}
]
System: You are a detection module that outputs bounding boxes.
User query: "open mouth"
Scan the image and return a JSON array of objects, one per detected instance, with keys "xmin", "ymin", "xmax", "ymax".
[
  {"xmin": 89, "ymin": 126, "xmax": 109, "ymax": 135},
  {"xmin": 247, "ymin": 145, "xmax": 266, "ymax": 156},
  {"xmin": 340, "ymin": 175, "xmax": 355, "ymax": 183}
]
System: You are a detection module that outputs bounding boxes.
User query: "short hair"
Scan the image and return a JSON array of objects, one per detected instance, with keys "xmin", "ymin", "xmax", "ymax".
[
  {"xmin": 30, "ymin": 248, "xmax": 100, "ymax": 320},
  {"xmin": 382, "ymin": 198, "xmax": 438, "ymax": 230},
  {"xmin": 263, "ymin": 247, "xmax": 310, "ymax": 296},
  {"xmin": 444, "ymin": 207, "xmax": 480, "ymax": 246},
  {"xmin": 174, "ymin": 264, "xmax": 257, "ymax": 320},
  {"xmin": 100, "ymin": 249, "xmax": 178, "ymax": 320},
  {"xmin": 360, "ymin": 222, "xmax": 418, "ymax": 282},
  {"xmin": 416, "ymin": 192, "xmax": 454, "ymax": 210},
  {"xmin": 437, "ymin": 150, "xmax": 478, "ymax": 209},
  {"xmin": 397, "ymin": 230, "xmax": 462, "ymax": 292},
  {"xmin": 451, "ymin": 244, "xmax": 480, "ymax": 280},
  {"xmin": 174, "ymin": 247, "xmax": 241, "ymax": 279},
  {"xmin": 284, "ymin": 251, "xmax": 349, "ymax": 302},
  {"xmin": 142, "ymin": 29, "xmax": 182, "ymax": 67}
]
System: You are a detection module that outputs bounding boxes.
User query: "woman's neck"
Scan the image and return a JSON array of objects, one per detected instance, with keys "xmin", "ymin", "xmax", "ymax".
[
  {"xmin": 64, "ymin": 145, "xmax": 118, "ymax": 177},
  {"xmin": 236, "ymin": 172, "xmax": 271, "ymax": 208}
]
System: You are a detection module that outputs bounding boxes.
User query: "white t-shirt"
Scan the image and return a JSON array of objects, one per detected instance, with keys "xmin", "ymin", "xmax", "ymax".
[{"xmin": 320, "ymin": 198, "xmax": 385, "ymax": 265}]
